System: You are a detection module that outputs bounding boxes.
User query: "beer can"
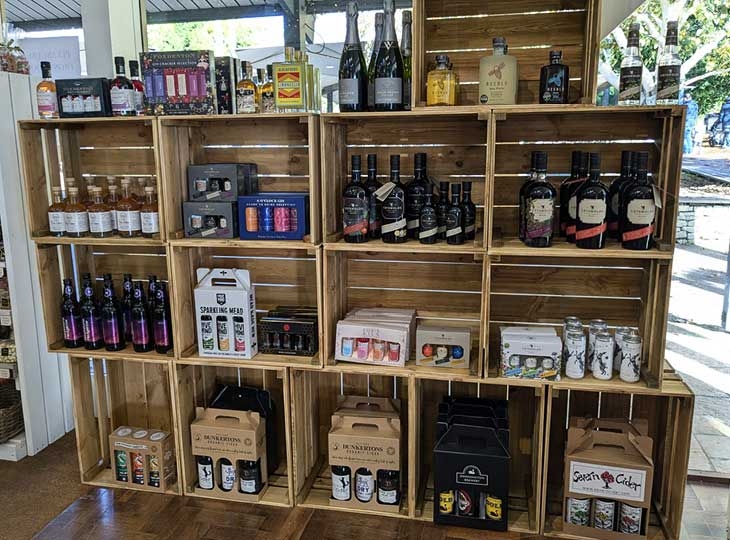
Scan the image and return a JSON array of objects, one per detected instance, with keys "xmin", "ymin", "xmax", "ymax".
[
  {"xmin": 245, "ymin": 207, "xmax": 259, "ymax": 232},
  {"xmin": 592, "ymin": 498, "xmax": 616, "ymax": 530},
  {"xmin": 592, "ymin": 331, "xmax": 614, "ymax": 380},
  {"xmin": 564, "ymin": 329, "xmax": 587, "ymax": 379},
  {"xmin": 233, "ymin": 316, "xmax": 246, "ymax": 352},
  {"xmin": 261, "ymin": 206, "xmax": 274, "ymax": 232},
  {"xmin": 620, "ymin": 332, "xmax": 642, "ymax": 383},
  {"xmin": 619, "ymin": 502, "xmax": 642, "ymax": 534},
  {"xmin": 438, "ymin": 490, "xmax": 455, "ymax": 515},
  {"xmin": 563, "ymin": 316, "xmax": 581, "ymax": 338},
  {"xmin": 485, "ymin": 494, "xmax": 503, "ymax": 521},
  {"xmin": 201, "ymin": 315, "xmax": 214, "ymax": 350},
  {"xmin": 566, "ymin": 497, "xmax": 591, "ymax": 526},
  {"xmin": 274, "ymin": 207, "xmax": 290, "ymax": 232},
  {"xmin": 614, "ymin": 326, "xmax": 633, "ymax": 372},
  {"xmin": 217, "ymin": 316, "xmax": 229, "ymax": 351},
  {"xmin": 587, "ymin": 319, "xmax": 608, "ymax": 372}
]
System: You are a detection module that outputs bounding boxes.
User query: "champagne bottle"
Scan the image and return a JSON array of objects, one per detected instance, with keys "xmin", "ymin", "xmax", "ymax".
[
  {"xmin": 367, "ymin": 13, "xmax": 384, "ymax": 111},
  {"xmin": 339, "ymin": 1, "xmax": 368, "ymax": 112},
  {"xmin": 374, "ymin": 0, "xmax": 404, "ymax": 112}
]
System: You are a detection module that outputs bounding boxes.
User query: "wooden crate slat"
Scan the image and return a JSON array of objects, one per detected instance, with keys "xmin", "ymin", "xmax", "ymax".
[{"xmin": 424, "ymin": 0, "xmax": 586, "ymax": 18}]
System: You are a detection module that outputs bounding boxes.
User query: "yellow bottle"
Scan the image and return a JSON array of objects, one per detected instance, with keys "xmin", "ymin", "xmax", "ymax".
[{"xmin": 427, "ymin": 54, "xmax": 457, "ymax": 106}]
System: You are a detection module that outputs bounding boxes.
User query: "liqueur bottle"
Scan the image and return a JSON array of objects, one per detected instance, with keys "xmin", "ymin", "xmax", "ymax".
[
  {"xmin": 427, "ymin": 54, "xmax": 457, "ymax": 106},
  {"xmin": 110, "ymin": 56, "xmax": 136, "ymax": 117},
  {"xmin": 419, "ymin": 193, "xmax": 438, "ymax": 245},
  {"xmin": 478, "ymin": 37, "xmax": 518, "ymax": 105},
  {"xmin": 152, "ymin": 282, "xmax": 173, "ymax": 354},
  {"xmin": 461, "ymin": 181, "xmax": 478, "ymax": 241},
  {"xmin": 559, "ymin": 151, "xmax": 582, "ymax": 237},
  {"xmin": 342, "ymin": 154, "xmax": 369, "ymax": 243},
  {"xmin": 131, "ymin": 282, "xmax": 153, "ymax": 353},
  {"xmin": 367, "ymin": 13, "xmax": 384, "ymax": 111},
  {"xmin": 36, "ymin": 61, "xmax": 59, "ymax": 119},
  {"xmin": 435, "ymin": 181, "xmax": 450, "ymax": 240},
  {"xmin": 80, "ymin": 274, "xmax": 104, "ymax": 350},
  {"xmin": 374, "ymin": 0, "xmax": 404, "ymax": 112},
  {"xmin": 101, "ymin": 276, "xmax": 125, "ymax": 352},
  {"xmin": 117, "ymin": 178, "xmax": 141, "ymax": 238},
  {"xmin": 63, "ymin": 187, "xmax": 89, "ymax": 238},
  {"xmin": 88, "ymin": 187, "xmax": 114, "ymax": 238},
  {"xmin": 620, "ymin": 151, "xmax": 655, "ymax": 250},
  {"xmin": 445, "ymin": 184, "xmax": 464, "ymax": 245},
  {"xmin": 401, "ymin": 10, "xmax": 412, "ymax": 110},
  {"xmin": 523, "ymin": 152, "xmax": 556, "ymax": 248},
  {"xmin": 656, "ymin": 21, "xmax": 681, "ymax": 105},
  {"xmin": 338, "ymin": 1, "xmax": 368, "ymax": 113},
  {"xmin": 47, "ymin": 186, "xmax": 66, "ymax": 237},
  {"xmin": 566, "ymin": 152, "xmax": 589, "ymax": 243},
  {"xmin": 518, "ymin": 152, "xmax": 539, "ymax": 241},
  {"xmin": 619, "ymin": 23, "xmax": 643, "ymax": 106},
  {"xmin": 539, "ymin": 50, "xmax": 569, "ymax": 104},
  {"xmin": 237, "ymin": 61, "xmax": 258, "ymax": 113},
  {"xmin": 60, "ymin": 278, "xmax": 83, "ymax": 348},
  {"xmin": 406, "ymin": 153, "xmax": 429, "ymax": 239},
  {"xmin": 106, "ymin": 184, "xmax": 120, "ymax": 234},
  {"xmin": 129, "ymin": 60, "xmax": 145, "ymax": 116},
  {"xmin": 381, "ymin": 154, "xmax": 407, "ymax": 243},
  {"xmin": 140, "ymin": 186, "xmax": 160, "ymax": 238},
  {"xmin": 575, "ymin": 153, "xmax": 609, "ymax": 250},
  {"xmin": 364, "ymin": 154, "xmax": 382, "ymax": 239},
  {"xmin": 121, "ymin": 274, "xmax": 134, "ymax": 343},
  {"xmin": 260, "ymin": 65, "xmax": 276, "ymax": 113},
  {"xmin": 607, "ymin": 151, "xmax": 633, "ymax": 239}
]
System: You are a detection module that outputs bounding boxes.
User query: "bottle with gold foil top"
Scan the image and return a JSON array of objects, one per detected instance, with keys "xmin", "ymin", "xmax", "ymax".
[
  {"xmin": 260, "ymin": 65, "xmax": 276, "ymax": 112},
  {"xmin": 427, "ymin": 55, "xmax": 457, "ymax": 106},
  {"xmin": 478, "ymin": 37, "xmax": 518, "ymax": 105}
]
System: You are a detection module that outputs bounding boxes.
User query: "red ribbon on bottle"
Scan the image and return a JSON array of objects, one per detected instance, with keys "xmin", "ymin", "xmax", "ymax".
[
  {"xmin": 575, "ymin": 223, "xmax": 607, "ymax": 241},
  {"xmin": 566, "ymin": 225, "xmax": 576, "ymax": 236},
  {"xmin": 622, "ymin": 225, "xmax": 653, "ymax": 242},
  {"xmin": 344, "ymin": 220, "xmax": 368, "ymax": 236}
]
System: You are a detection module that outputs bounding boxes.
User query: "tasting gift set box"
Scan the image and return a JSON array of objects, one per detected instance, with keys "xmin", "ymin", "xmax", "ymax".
[{"xmin": 109, "ymin": 426, "xmax": 177, "ymax": 493}]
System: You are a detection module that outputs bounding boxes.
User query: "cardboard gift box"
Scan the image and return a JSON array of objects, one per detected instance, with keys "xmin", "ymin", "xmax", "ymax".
[
  {"xmin": 335, "ymin": 320, "xmax": 411, "ymax": 367},
  {"xmin": 416, "ymin": 324, "xmax": 471, "ymax": 369},
  {"xmin": 214, "ymin": 56, "xmax": 239, "ymax": 114},
  {"xmin": 334, "ymin": 395, "xmax": 401, "ymax": 420},
  {"xmin": 258, "ymin": 309, "xmax": 318, "ymax": 357},
  {"xmin": 183, "ymin": 201, "xmax": 239, "ymax": 239},
  {"xmin": 56, "ymin": 78, "xmax": 112, "ymax": 118},
  {"xmin": 190, "ymin": 407, "xmax": 268, "ymax": 502},
  {"xmin": 238, "ymin": 192, "xmax": 310, "ymax": 241},
  {"xmin": 500, "ymin": 326, "xmax": 562, "ymax": 381},
  {"xmin": 194, "ymin": 268, "xmax": 258, "ymax": 359},
  {"xmin": 109, "ymin": 426, "xmax": 177, "ymax": 493},
  {"xmin": 563, "ymin": 419, "xmax": 654, "ymax": 539},
  {"xmin": 187, "ymin": 164, "xmax": 258, "ymax": 202}
]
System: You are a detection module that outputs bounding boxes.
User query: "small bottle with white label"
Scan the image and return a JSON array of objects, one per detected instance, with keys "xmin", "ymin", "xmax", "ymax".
[
  {"xmin": 239, "ymin": 460, "xmax": 262, "ymax": 494},
  {"xmin": 140, "ymin": 186, "xmax": 160, "ymax": 238},
  {"xmin": 88, "ymin": 187, "xmax": 114, "ymax": 238},
  {"xmin": 331, "ymin": 465, "xmax": 352, "ymax": 501},
  {"xmin": 117, "ymin": 178, "xmax": 142, "ymax": 238},
  {"xmin": 219, "ymin": 458, "xmax": 236, "ymax": 492},
  {"xmin": 106, "ymin": 185, "xmax": 119, "ymax": 234},
  {"xmin": 64, "ymin": 187, "xmax": 89, "ymax": 238},
  {"xmin": 196, "ymin": 455, "xmax": 214, "ymax": 490},
  {"xmin": 47, "ymin": 186, "xmax": 66, "ymax": 237},
  {"xmin": 377, "ymin": 470, "xmax": 400, "ymax": 505}
]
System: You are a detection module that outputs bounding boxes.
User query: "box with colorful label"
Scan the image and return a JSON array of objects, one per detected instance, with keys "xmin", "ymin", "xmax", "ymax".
[
  {"xmin": 183, "ymin": 201, "xmax": 238, "ymax": 239},
  {"xmin": 273, "ymin": 61, "xmax": 305, "ymax": 110},
  {"xmin": 109, "ymin": 426, "xmax": 176, "ymax": 493},
  {"xmin": 56, "ymin": 78, "xmax": 112, "ymax": 118},
  {"xmin": 194, "ymin": 268, "xmax": 258, "ymax": 359},
  {"xmin": 238, "ymin": 192, "xmax": 309, "ymax": 241},
  {"xmin": 187, "ymin": 164, "xmax": 258, "ymax": 202},
  {"xmin": 190, "ymin": 407, "xmax": 268, "ymax": 502},
  {"xmin": 140, "ymin": 50, "xmax": 217, "ymax": 115},
  {"xmin": 416, "ymin": 324, "xmax": 471, "ymax": 369},
  {"xmin": 500, "ymin": 326, "xmax": 562, "ymax": 380},
  {"xmin": 335, "ymin": 309, "xmax": 416, "ymax": 368},
  {"xmin": 214, "ymin": 56, "xmax": 239, "ymax": 114}
]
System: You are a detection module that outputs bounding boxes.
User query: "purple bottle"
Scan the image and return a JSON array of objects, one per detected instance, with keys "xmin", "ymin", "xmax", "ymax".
[
  {"xmin": 101, "ymin": 275, "xmax": 125, "ymax": 352},
  {"xmin": 131, "ymin": 282, "xmax": 153, "ymax": 353},
  {"xmin": 60, "ymin": 278, "xmax": 83, "ymax": 348},
  {"xmin": 80, "ymin": 274, "xmax": 104, "ymax": 350},
  {"xmin": 152, "ymin": 282, "xmax": 173, "ymax": 354},
  {"xmin": 121, "ymin": 274, "xmax": 134, "ymax": 343}
]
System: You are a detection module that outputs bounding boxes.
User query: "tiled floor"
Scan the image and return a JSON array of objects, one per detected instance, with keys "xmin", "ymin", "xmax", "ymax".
[{"xmin": 682, "ymin": 481, "xmax": 729, "ymax": 539}]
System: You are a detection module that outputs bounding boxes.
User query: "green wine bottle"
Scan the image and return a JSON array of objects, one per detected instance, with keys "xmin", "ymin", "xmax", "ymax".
[
  {"xmin": 374, "ymin": 0, "xmax": 404, "ymax": 112},
  {"xmin": 367, "ymin": 13, "xmax": 384, "ymax": 111},
  {"xmin": 339, "ymin": 1, "xmax": 368, "ymax": 112}
]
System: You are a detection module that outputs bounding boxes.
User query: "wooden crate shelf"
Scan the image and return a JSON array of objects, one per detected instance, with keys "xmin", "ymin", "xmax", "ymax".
[
  {"xmin": 69, "ymin": 355, "xmax": 180, "ymax": 495},
  {"xmin": 412, "ymin": 0, "xmax": 601, "ymax": 107},
  {"xmin": 158, "ymin": 114, "xmax": 321, "ymax": 245},
  {"xmin": 323, "ymin": 249, "xmax": 486, "ymax": 379},
  {"xmin": 290, "ymin": 369, "xmax": 411, "ymax": 518},
  {"xmin": 324, "ymin": 238, "xmax": 485, "ymax": 255},
  {"xmin": 486, "ymin": 254, "xmax": 672, "ymax": 389},
  {"xmin": 541, "ymin": 382, "xmax": 694, "ymax": 539},
  {"xmin": 35, "ymin": 242, "xmax": 172, "ymax": 358},
  {"xmin": 18, "ymin": 117, "xmax": 165, "ymax": 241},
  {"xmin": 411, "ymin": 379, "xmax": 545, "ymax": 534},
  {"xmin": 173, "ymin": 360, "xmax": 293, "ymax": 507},
  {"xmin": 169, "ymin": 243, "xmax": 323, "ymax": 368}
]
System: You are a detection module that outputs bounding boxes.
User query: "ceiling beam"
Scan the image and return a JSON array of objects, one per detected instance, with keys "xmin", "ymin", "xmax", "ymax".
[
  {"xmin": 305, "ymin": 0, "xmax": 411, "ymax": 14},
  {"xmin": 147, "ymin": 4, "xmax": 283, "ymax": 24},
  {"xmin": 10, "ymin": 16, "xmax": 82, "ymax": 31},
  {"xmin": 276, "ymin": 0, "xmax": 296, "ymax": 18}
]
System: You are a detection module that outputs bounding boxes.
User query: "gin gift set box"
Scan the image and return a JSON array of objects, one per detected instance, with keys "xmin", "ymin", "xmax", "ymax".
[
  {"xmin": 183, "ymin": 201, "xmax": 238, "ymax": 238},
  {"xmin": 187, "ymin": 163, "xmax": 259, "ymax": 202},
  {"xmin": 214, "ymin": 56, "xmax": 240, "ymax": 114},
  {"xmin": 56, "ymin": 78, "xmax": 112, "ymax": 118},
  {"xmin": 109, "ymin": 426, "xmax": 177, "ymax": 493},
  {"xmin": 500, "ymin": 326, "xmax": 562, "ymax": 380},
  {"xmin": 190, "ymin": 408, "xmax": 268, "ymax": 501},
  {"xmin": 335, "ymin": 309, "xmax": 416, "ymax": 367},
  {"xmin": 194, "ymin": 268, "xmax": 257, "ymax": 359},
  {"xmin": 238, "ymin": 192, "xmax": 309, "ymax": 241},
  {"xmin": 258, "ymin": 306, "xmax": 318, "ymax": 357},
  {"xmin": 416, "ymin": 324, "xmax": 471, "ymax": 369},
  {"xmin": 140, "ymin": 50, "xmax": 217, "ymax": 115}
]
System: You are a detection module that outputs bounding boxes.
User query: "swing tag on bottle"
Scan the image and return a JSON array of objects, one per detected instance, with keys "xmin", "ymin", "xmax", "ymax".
[
  {"xmin": 375, "ymin": 182, "xmax": 396, "ymax": 201},
  {"xmin": 652, "ymin": 186, "xmax": 663, "ymax": 209}
]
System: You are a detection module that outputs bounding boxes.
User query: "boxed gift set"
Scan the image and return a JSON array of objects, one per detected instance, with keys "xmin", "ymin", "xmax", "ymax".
[
  {"xmin": 109, "ymin": 426, "xmax": 177, "ymax": 493},
  {"xmin": 500, "ymin": 326, "xmax": 562, "ymax": 380},
  {"xmin": 258, "ymin": 306, "xmax": 318, "ymax": 357},
  {"xmin": 328, "ymin": 396, "xmax": 402, "ymax": 513},
  {"xmin": 187, "ymin": 163, "xmax": 259, "ymax": 202},
  {"xmin": 433, "ymin": 397, "xmax": 510, "ymax": 531},
  {"xmin": 335, "ymin": 309, "xmax": 416, "ymax": 367},
  {"xmin": 56, "ymin": 78, "xmax": 112, "ymax": 118},
  {"xmin": 416, "ymin": 324, "xmax": 471, "ymax": 369},
  {"xmin": 563, "ymin": 418, "xmax": 654, "ymax": 539},
  {"xmin": 140, "ymin": 50, "xmax": 217, "ymax": 115},
  {"xmin": 214, "ymin": 57, "xmax": 240, "ymax": 114},
  {"xmin": 190, "ymin": 408, "xmax": 268, "ymax": 501},
  {"xmin": 194, "ymin": 268, "xmax": 257, "ymax": 359},
  {"xmin": 238, "ymin": 192, "xmax": 310, "ymax": 241},
  {"xmin": 183, "ymin": 201, "xmax": 238, "ymax": 239}
]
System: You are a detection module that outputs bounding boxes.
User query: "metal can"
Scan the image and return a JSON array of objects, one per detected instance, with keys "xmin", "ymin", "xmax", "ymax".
[
  {"xmin": 614, "ymin": 326, "xmax": 633, "ymax": 372},
  {"xmin": 567, "ymin": 497, "xmax": 591, "ymax": 526},
  {"xmin": 261, "ymin": 206, "xmax": 274, "ymax": 232},
  {"xmin": 115, "ymin": 450, "xmax": 128, "ymax": 482},
  {"xmin": 618, "ymin": 502, "xmax": 643, "ymax": 534},
  {"xmin": 274, "ymin": 207, "xmax": 290, "ymax": 232},
  {"xmin": 620, "ymin": 332, "xmax": 643, "ymax": 383},
  {"xmin": 438, "ymin": 490, "xmax": 455, "ymax": 515},
  {"xmin": 593, "ymin": 331, "xmax": 615, "ymax": 380},
  {"xmin": 592, "ymin": 498, "xmax": 616, "ymax": 530},
  {"xmin": 289, "ymin": 207, "xmax": 298, "ymax": 232},
  {"xmin": 587, "ymin": 319, "xmax": 608, "ymax": 372},
  {"xmin": 485, "ymin": 495, "xmax": 503, "ymax": 521},
  {"xmin": 245, "ymin": 207, "xmax": 259, "ymax": 232},
  {"xmin": 564, "ymin": 329, "xmax": 587, "ymax": 379},
  {"xmin": 201, "ymin": 315, "xmax": 215, "ymax": 350},
  {"xmin": 563, "ymin": 316, "xmax": 581, "ymax": 338}
]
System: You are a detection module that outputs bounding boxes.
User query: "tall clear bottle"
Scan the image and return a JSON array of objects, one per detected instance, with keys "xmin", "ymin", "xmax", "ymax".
[
  {"xmin": 401, "ymin": 10, "xmax": 412, "ymax": 110},
  {"xmin": 36, "ymin": 61, "xmax": 59, "ymax": 119},
  {"xmin": 339, "ymin": 1, "xmax": 368, "ymax": 112},
  {"xmin": 619, "ymin": 23, "xmax": 643, "ymax": 106},
  {"xmin": 656, "ymin": 21, "xmax": 681, "ymax": 105},
  {"xmin": 47, "ymin": 186, "xmax": 66, "ymax": 237},
  {"xmin": 117, "ymin": 178, "xmax": 142, "ymax": 238},
  {"xmin": 237, "ymin": 61, "xmax": 258, "ymax": 113},
  {"xmin": 367, "ymin": 13, "xmax": 384, "ymax": 111},
  {"xmin": 374, "ymin": 0, "xmax": 404, "ymax": 112}
]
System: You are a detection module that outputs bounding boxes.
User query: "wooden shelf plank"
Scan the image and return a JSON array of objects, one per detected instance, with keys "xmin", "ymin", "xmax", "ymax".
[
  {"xmin": 52, "ymin": 341, "xmax": 173, "ymax": 363},
  {"xmin": 33, "ymin": 235, "xmax": 165, "ymax": 247},
  {"xmin": 88, "ymin": 468, "xmax": 180, "ymax": 496},
  {"xmin": 177, "ymin": 349, "xmax": 321, "ymax": 370},
  {"xmin": 168, "ymin": 237, "xmax": 319, "ymax": 250},
  {"xmin": 159, "ymin": 113, "xmax": 313, "ymax": 123},
  {"xmin": 324, "ymin": 238, "xmax": 486, "ymax": 255},
  {"xmin": 489, "ymin": 238, "xmax": 673, "ymax": 260},
  {"xmin": 20, "ymin": 117, "xmax": 154, "ymax": 128}
]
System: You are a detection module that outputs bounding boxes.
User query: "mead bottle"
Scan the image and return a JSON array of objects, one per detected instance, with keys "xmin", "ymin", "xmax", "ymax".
[
  {"xmin": 47, "ymin": 186, "xmax": 66, "ymax": 237},
  {"xmin": 88, "ymin": 187, "xmax": 114, "ymax": 238},
  {"xmin": 64, "ymin": 187, "xmax": 89, "ymax": 238},
  {"xmin": 140, "ymin": 186, "xmax": 160, "ymax": 238},
  {"xmin": 117, "ymin": 178, "xmax": 142, "ymax": 237},
  {"xmin": 479, "ymin": 37, "xmax": 518, "ymax": 105}
]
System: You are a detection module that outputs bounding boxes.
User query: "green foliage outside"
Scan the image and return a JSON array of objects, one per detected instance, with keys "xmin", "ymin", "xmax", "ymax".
[
  {"xmin": 147, "ymin": 20, "xmax": 254, "ymax": 59},
  {"xmin": 600, "ymin": 0, "xmax": 730, "ymax": 114}
]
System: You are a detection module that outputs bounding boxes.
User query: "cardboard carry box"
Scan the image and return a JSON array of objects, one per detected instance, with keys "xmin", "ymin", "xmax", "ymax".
[
  {"xmin": 190, "ymin": 407, "xmax": 268, "ymax": 502},
  {"xmin": 563, "ymin": 422, "xmax": 654, "ymax": 539},
  {"xmin": 334, "ymin": 395, "xmax": 401, "ymax": 419},
  {"xmin": 328, "ymin": 414, "xmax": 402, "ymax": 513},
  {"xmin": 109, "ymin": 426, "xmax": 177, "ymax": 493}
]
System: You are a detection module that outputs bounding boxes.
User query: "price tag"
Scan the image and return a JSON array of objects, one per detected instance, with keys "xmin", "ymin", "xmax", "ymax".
[
  {"xmin": 653, "ymin": 186, "xmax": 663, "ymax": 209},
  {"xmin": 375, "ymin": 182, "xmax": 396, "ymax": 201},
  {"xmin": 0, "ymin": 309, "xmax": 11, "ymax": 327}
]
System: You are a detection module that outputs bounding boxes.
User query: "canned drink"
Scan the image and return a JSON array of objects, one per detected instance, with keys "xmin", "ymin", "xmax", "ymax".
[
  {"xmin": 563, "ymin": 316, "xmax": 581, "ymax": 338},
  {"xmin": 564, "ymin": 329, "xmax": 587, "ymax": 379},
  {"xmin": 274, "ymin": 207, "xmax": 290, "ymax": 232},
  {"xmin": 289, "ymin": 208, "xmax": 298, "ymax": 231},
  {"xmin": 261, "ymin": 206, "xmax": 274, "ymax": 232},
  {"xmin": 593, "ymin": 331, "xmax": 614, "ymax": 380},
  {"xmin": 592, "ymin": 498, "xmax": 616, "ymax": 530},
  {"xmin": 567, "ymin": 497, "xmax": 591, "ymax": 526},
  {"xmin": 618, "ymin": 502, "xmax": 643, "ymax": 534},
  {"xmin": 438, "ymin": 490, "xmax": 455, "ymax": 515},
  {"xmin": 614, "ymin": 326, "xmax": 633, "ymax": 372},
  {"xmin": 372, "ymin": 339, "xmax": 385, "ymax": 361},
  {"xmin": 201, "ymin": 315, "xmax": 214, "ymax": 350},
  {"xmin": 485, "ymin": 495, "xmax": 503, "ymax": 521},
  {"xmin": 245, "ymin": 207, "xmax": 259, "ymax": 232},
  {"xmin": 217, "ymin": 316, "xmax": 229, "ymax": 351},
  {"xmin": 587, "ymin": 319, "xmax": 608, "ymax": 372},
  {"xmin": 620, "ymin": 332, "xmax": 642, "ymax": 383},
  {"xmin": 233, "ymin": 316, "xmax": 246, "ymax": 352}
]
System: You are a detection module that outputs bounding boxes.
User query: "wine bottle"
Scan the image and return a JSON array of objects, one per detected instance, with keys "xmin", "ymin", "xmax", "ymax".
[
  {"xmin": 367, "ymin": 13, "xmax": 384, "ymax": 111},
  {"xmin": 121, "ymin": 274, "xmax": 134, "ymax": 343},
  {"xmin": 131, "ymin": 282, "xmax": 153, "ymax": 353},
  {"xmin": 80, "ymin": 275, "xmax": 104, "ymax": 350},
  {"xmin": 401, "ymin": 10, "xmax": 412, "ymax": 110},
  {"xmin": 381, "ymin": 155, "xmax": 407, "ymax": 243},
  {"xmin": 153, "ymin": 282, "xmax": 174, "ymax": 354},
  {"xmin": 559, "ymin": 151, "xmax": 582, "ymax": 237},
  {"xmin": 435, "ymin": 181, "xmax": 450, "ymax": 240},
  {"xmin": 566, "ymin": 152, "xmax": 589, "ymax": 243},
  {"xmin": 523, "ymin": 152, "xmax": 557, "ymax": 248},
  {"xmin": 461, "ymin": 181, "xmax": 478, "ymax": 241},
  {"xmin": 374, "ymin": 0, "xmax": 404, "ymax": 112},
  {"xmin": 620, "ymin": 151, "xmax": 655, "ymax": 250},
  {"xmin": 342, "ymin": 154, "xmax": 369, "ymax": 243},
  {"xmin": 446, "ymin": 184, "xmax": 465, "ymax": 245},
  {"xmin": 110, "ymin": 56, "xmax": 136, "ymax": 117},
  {"xmin": 339, "ymin": 1, "xmax": 368, "ymax": 112},
  {"xmin": 364, "ymin": 154, "xmax": 382, "ymax": 239},
  {"xmin": 101, "ymin": 276, "xmax": 125, "ymax": 352},
  {"xmin": 607, "ymin": 151, "xmax": 633, "ymax": 239},
  {"xmin": 618, "ymin": 152, "xmax": 639, "ymax": 238},
  {"xmin": 518, "ymin": 152, "xmax": 539, "ymax": 241},
  {"xmin": 60, "ymin": 278, "xmax": 83, "ymax": 348},
  {"xmin": 405, "ymin": 153, "xmax": 429, "ymax": 239},
  {"xmin": 419, "ymin": 193, "xmax": 438, "ymax": 245},
  {"xmin": 575, "ymin": 153, "xmax": 609, "ymax": 250}
]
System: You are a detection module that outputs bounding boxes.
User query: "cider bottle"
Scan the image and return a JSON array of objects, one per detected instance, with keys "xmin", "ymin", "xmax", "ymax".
[{"xmin": 117, "ymin": 178, "xmax": 142, "ymax": 237}]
